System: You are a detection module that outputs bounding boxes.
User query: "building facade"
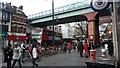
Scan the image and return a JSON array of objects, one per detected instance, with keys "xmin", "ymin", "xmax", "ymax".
[
  {"xmin": 0, "ymin": 2, "xmax": 27, "ymax": 46},
  {"xmin": 0, "ymin": 2, "xmax": 11, "ymax": 47},
  {"xmin": 61, "ymin": 23, "xmax": 75, "ymax": 39},
  {"xmin": 61, "ymin": 23, "xmax": 75, "ymax": 43}
]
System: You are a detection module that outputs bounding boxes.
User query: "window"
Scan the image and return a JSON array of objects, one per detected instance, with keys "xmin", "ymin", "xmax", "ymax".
[
  {"xmin": 12, "ymin": 16, "xmax": 15, "ymax": 21},
  {"xmin": 55, "ymin": 27, "xmax": 57, "ymax": 32},
  {"xmin": 21, "ymin": 26, "xmax": 25, "ymax": 33},
  {"xmin": 14, "ymin": 16, "xmax": 17, "ymax": 21},
  {"xmin": 16, "ymin": 17, "xmax": 19, "ymax": 21},
  {"xmin": 24, "ymin": 19, "xmax": 26, "ymax": 23},
  {"xmin": 20, "ymin": 18, "xmax": 22, "ymax": 22},
  {"xmin": 14, "ymin": 24, "xmax": 18, "ymax": 32},
  {"xmin": 2, "ymin": 11, "xmax": 10, "ymax": 21}
]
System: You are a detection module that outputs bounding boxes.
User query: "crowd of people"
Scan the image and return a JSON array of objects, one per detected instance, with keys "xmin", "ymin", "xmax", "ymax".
[
  {"xmin": 61, "ymin": 39, "xmax": 113, "ymax": 58},
  {"xmin": 3, "ymin": 41, "xmax": 39, "ymax": 68},
  {"xmin": 3, "ymin": 39, "xmax": 113, "ymax": 68}
]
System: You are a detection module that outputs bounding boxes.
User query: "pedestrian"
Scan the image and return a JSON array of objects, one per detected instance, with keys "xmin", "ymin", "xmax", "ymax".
[
  {"xmin": 77, "ymin": 43, "xmax": 80, "ymax": 52},
  {"xmin": 78, "ymin": 41, "xmax": 84, "ymax": 57},
  {"xmin": 67, "ymin": 43, "xmax": 72, "ymax": 53},
  {"xmin": 63, "ymin": 42, "xmax": 67, "ymax": 53},
  {"xmin": 11, "ymin": 42, "xmax": 22, "ymax": 68},
  {"xmin": 20, "ymin": 42, "xmax": 26, "ymax": 63},
  {"xmin": 107, "ymin": 40, "xmax": 113, "ymax": 56},
  {"xmin": 73, "ymin": 43, "xmax": 76, "ymax": 50},
  {"xmin": 32, "ymin": 45, "xmax": 38, "ymax": 68},
  {"xmin": 84, "ymin": 40, "xmax": 89, "ymax": 58},
  {"xmin": 27, "ymin": 43, "xmax": 33, "ymax": 56},
  {"xmin": 3, "ymin": 42, "xmax": 13, "ymax": 68},
  {"xmin": 88, "ymin": 41, "xmax": 93, "ymax": 56}
]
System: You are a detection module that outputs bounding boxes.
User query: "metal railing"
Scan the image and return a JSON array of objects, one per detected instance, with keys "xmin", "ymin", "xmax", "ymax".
[{"xmin": 28, "ymin": 0, "xmax": 91, "ymax": 20}]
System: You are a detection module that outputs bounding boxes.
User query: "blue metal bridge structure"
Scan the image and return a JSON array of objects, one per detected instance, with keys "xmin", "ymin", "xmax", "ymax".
[{"xmin": 28, "ymin": 0, "xmax": 111, "ymax": 27}]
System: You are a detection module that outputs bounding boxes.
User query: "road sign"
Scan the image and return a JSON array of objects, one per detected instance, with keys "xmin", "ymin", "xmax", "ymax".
[{"xmin": 90, "ymin": 0, "xmax": 111, "ymax": 12}]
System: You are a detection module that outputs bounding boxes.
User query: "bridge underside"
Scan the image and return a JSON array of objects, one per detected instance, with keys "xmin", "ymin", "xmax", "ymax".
[
  {"xmin": 30, "ymin": 10, "xmax": 111, "ymax": 28},
  {"xmin": 30, "ymin": 15, "xmax": 87, "ymax": 27}
]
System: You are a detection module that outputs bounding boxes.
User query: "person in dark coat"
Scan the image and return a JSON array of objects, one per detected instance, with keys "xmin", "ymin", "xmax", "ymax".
[
  {"xmin": 77, "ymin": 44, "xmax": 80, "ymax": 52},
  {"xmin": 63, "ymin": 42, "xmax": 67, "ymax": 53},
  {"xmin": 4, "ymin": 42, "xmax": 13, "ymax": 68},
  {"xmin": 88, "ymin": 41, "xmax": 93, "ymax": 56},
  {"xmin": 73, "ymin": 43, "xmax": 76, "ymax": 50},
  {"xmin": 78, "ymin": 41, "xmax": 84, "ymax": 57},
  {"xmin": 107, "ymin": 40, "xmax": 113, "ymax": 56}
]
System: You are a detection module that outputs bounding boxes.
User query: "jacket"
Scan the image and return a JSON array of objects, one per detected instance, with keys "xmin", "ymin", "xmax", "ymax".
[
  {"xmin": 4, "ymin": 46, "xmax": 13, "ymax": 62},
  {"xmin": 84, "ymin": 43, "xmax": 88, "ymax": 51},
  {"xmin": 32, "ymin": 47, "xmax": 38, "ymax": 58},
  {"xmin": 12, "ymin": 46, "xmax": 22, "ymax": 60},
  {"xmin": 67, "ymin": 44, "xmax": 72, "ymax": 49},
  {"xmin": 21, "ymin": 43, "xmax": 26, "ymax": 51},
  {"xmin": 78, "ymin": 42, "xmax": 84, "ymax": 51}
]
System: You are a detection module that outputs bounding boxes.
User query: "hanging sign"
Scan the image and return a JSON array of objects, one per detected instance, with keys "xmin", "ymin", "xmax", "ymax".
[{"xmin": 90, "ymin": 0, "xmax": 111, "ymax": 12}]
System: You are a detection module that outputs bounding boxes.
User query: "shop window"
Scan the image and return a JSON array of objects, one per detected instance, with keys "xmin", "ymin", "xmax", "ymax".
[{"xmin": 15, "ymin": 25, "xmax": 18, "ymax": 32}]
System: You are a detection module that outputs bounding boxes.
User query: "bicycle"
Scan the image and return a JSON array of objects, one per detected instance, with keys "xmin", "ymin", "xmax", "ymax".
[{"xmin": 24, "ymin": 50, "xmax": 32, "ymax": 61}]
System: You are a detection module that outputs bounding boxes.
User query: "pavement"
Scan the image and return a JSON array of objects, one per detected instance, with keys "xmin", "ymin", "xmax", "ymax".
[
  {"xmin": 1, "ymin": 46, "xmax": 115, "ymax": 67},
  {"xmin": 2, "ymin": 49, "xmax": 89, "ymax": 67}
]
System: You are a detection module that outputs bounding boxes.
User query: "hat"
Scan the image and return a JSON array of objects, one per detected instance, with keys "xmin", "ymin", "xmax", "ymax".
[{"xmin": 14, "ymin": 42, "xmax": 18, "ymax": 44}]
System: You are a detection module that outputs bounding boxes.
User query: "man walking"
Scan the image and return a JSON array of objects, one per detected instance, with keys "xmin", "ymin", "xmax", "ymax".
[
  {"xmin": 4, "ymin": 42, "xmax": 13, "ymax": 68},
  {"xmin": 11, "ymin": 42, "xmax": 22, "ymax": 68},
  {"xmin": 78, "ymin": 41, "xmax": 84, "ymax": 57},
  {"xmin": 63, "ymin": 42, "xmax": 67, "ymax": 53},
  {"xmin": 21, "ymin": 42, "xmax": 26, "ymax": 63}
]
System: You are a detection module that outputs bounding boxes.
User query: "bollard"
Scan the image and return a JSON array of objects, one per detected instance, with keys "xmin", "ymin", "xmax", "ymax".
[{"xmin": 90, "ymin": 50, "xmax": 96, "ymax": 61}]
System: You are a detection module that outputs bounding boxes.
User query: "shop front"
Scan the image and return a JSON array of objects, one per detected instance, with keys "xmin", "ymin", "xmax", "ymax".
[{"xmin": 7, "ymin": 33, "xmax": 28, "ymax": 45}]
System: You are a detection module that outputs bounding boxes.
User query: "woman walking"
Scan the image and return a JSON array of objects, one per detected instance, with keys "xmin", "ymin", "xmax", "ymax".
[
  {"xmin": 67, "ymin": 43, "xmax": 72, "ymax": 53},
  {"xmin": 84, "ymin": 40, "xmax": 89, "ymax": 58},
  {"xmin": 32, "ymin": 45, "xmax": 38, "ymax": 68}
]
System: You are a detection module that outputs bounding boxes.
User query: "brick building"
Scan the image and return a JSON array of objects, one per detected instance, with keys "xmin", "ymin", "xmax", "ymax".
[{"xmin": 0, "ymin": 2, "xmax": 27, "ymax": 46}]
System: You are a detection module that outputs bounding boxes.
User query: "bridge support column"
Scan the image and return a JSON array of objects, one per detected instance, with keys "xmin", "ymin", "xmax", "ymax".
[{"xmin": 84, "ymin": 12, "xmax": 99, "ymax": 45}]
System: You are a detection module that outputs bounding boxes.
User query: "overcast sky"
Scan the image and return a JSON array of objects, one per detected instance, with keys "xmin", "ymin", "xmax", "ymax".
[{"xmin": 1, "ymin": 0, "xmax": 88, "ymax": 16}]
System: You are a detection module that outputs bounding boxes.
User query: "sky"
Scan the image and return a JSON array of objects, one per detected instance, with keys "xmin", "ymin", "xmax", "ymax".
[{"xmin": 1, "ymin": 0, "xmax": 87, "ymax": 16}]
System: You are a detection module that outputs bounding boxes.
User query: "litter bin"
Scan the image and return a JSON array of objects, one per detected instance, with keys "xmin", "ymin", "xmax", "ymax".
[{"xmin": 90, "ymin": 50, "xmax": 96, "ymax": 61}]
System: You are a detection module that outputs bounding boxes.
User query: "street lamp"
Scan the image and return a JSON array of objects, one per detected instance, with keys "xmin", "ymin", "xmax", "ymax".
[{"xmin": 52, "ymin": 0, "xmax": 55, "ymax": 46}]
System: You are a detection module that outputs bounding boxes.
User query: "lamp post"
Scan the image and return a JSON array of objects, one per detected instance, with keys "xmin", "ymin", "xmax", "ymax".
[{"xmin": 52, "ymin": 0, "xmax": 55, "ymax": 46}]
